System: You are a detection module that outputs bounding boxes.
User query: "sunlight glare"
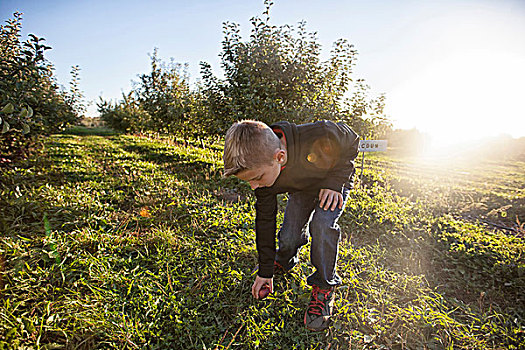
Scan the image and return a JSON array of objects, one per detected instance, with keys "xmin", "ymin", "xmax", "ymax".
[{"xmin": 387, "ymin": 50, "xmax": 525, "ymax": 154}]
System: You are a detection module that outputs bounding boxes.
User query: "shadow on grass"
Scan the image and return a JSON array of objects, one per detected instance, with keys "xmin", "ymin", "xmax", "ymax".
[
  {"xmin": 122, "ymin": 143, "xmax": 220, "ymax": 180},
  {"xmin": 62, "ymin": 126, "xmax": 121, "ymax": 136}
]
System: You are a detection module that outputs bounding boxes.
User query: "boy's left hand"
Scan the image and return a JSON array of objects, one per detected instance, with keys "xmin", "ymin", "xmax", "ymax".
[{"xmin": 319, "ymin": 189, "xmax": 343, "ymax": 211}]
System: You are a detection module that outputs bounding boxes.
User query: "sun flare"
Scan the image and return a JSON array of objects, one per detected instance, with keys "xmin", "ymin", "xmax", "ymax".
[{"xmin": 387, "ymin": 51, "xmax": 525, "ymax": 152}]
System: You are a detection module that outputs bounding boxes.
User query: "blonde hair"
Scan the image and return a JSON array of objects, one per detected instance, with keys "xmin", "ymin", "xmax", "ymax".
[{"xmin": 223, "ymin": 120, "xmax": 280, "ymax": 177}]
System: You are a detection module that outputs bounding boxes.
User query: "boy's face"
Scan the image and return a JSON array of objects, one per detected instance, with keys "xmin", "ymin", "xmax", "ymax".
[{"xmin": 236, "ymin": 149, "xmax": 285, "ymax": 190}]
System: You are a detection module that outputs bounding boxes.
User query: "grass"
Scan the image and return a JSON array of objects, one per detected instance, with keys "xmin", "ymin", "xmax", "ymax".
[{"xmin": 0, "ymin": 132, "xmax": 523, "ymax": 349}]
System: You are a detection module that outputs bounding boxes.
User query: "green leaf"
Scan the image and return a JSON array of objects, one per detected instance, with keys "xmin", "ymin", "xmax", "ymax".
[
  {"xmin": 1, "ymin": 121, "xmax": 9, "ymax": 133},
  {"xmin": 44, "ymin": 213, "xmax": 51, "ymax": 236},
  {"xmin": 20, "ymin": 108, "xmax": 28, "ymax": 118},
  {"xmin": 22, "ymin": 123, "xmax": 30, "ymax": 135},
  {"xmin": 1, "ymin": 103, "xmax": 14, "ymax": 114},
  {"xmin": 27, "ymin": 106, "xmax": 34, "ymax": 118}
]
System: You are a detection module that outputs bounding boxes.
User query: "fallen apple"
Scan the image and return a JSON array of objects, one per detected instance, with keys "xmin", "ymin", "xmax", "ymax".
[{"xmin": 259, "ymin": 284, "xmax": 271, "ymax": 299}]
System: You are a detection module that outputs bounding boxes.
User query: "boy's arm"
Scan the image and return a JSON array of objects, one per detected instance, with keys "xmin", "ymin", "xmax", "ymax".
[
  {"xmin": 317, "ymin": 122, "xmax": 360, "ymax": 191},
  {"xmin": 254, "ymin": 190, "xmax": 277, "ymax": 278}
]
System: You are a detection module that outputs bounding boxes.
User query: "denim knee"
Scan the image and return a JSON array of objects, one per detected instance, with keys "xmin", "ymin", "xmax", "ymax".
[{"xmin": 309, "ymin": 210, "xmax": 341, "ymax": 237}]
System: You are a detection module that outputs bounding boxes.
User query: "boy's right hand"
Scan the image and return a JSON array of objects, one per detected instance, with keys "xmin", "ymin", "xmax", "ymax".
[{"xmin": 252, "ymin": 275, "xmax": 273, "ymax": 299}]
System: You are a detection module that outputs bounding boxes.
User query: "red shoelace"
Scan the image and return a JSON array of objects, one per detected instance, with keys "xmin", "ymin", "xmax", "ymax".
[{"xmin": 307, "ymin": 286, "xmax": 332, "ymax": 316}]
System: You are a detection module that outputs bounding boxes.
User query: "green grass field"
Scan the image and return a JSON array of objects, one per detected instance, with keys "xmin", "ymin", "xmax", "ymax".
[{"xmin": 1, "ymin": 131, "xmax": 523, "ymax": 349}]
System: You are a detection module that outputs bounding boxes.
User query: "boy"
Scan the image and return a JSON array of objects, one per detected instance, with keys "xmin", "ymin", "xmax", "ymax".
[{"xmin": 223, "ymin": 119, "xmax": 359, "ymax": 331}]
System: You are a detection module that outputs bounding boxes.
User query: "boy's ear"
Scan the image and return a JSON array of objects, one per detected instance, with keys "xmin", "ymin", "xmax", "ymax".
[{"xmin": 274, "ymin": 149, "xmax": 286, "ymax": 163}]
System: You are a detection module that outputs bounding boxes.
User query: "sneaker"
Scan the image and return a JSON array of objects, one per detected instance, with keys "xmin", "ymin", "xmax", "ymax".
[{"xmin": 304, "ymin": 285, "xmax": 335, "ymax": 331}]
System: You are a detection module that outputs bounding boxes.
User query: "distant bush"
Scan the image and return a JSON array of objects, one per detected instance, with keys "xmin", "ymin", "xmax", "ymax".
[
  {"xmin": 387, "ymin": 128, "xmax": 430, "ymax": 155},
  {"xmin": 0, "ymin": 13, "xmax": 81, "ymax": 161},
  {"xmin": 98, "ymin": 49, "xmax": 208, "ymax": 138},
  {"xmin": 470, "ymin": 135, "xmax": 525, "ymax": 161}
]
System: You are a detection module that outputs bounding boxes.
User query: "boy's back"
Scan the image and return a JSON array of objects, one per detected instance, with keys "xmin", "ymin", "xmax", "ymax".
[{"xmin": 256, "ymin": 120, "xmax": 359, "ymax": 195}]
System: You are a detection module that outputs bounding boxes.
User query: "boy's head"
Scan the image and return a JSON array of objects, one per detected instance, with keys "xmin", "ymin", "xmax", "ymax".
[{"xmin": 223, "ymin": 120, "xmax": 286, "ymax": 189}]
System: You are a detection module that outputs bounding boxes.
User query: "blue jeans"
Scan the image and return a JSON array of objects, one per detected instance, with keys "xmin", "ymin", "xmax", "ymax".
[{"xmin": 275, "ymin": 187, "xmax": 349, "ymax": 288}]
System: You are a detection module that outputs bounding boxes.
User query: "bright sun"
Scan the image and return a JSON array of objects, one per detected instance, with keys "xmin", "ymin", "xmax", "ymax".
[{"xmin": 387, "ymin": 51, "xmax": 525, "ymax": 151}]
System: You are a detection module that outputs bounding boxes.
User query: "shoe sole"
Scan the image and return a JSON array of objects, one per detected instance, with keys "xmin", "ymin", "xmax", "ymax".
[
  {"xmin": 304, "ymin": 318, "xmax": 331, "ymax": 332},
  {"xmin": 304, "ymin": 294, "xmax": 335, "ymax": 331}
]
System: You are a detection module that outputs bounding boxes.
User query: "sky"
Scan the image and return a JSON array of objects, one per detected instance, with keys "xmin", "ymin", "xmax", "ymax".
[{"xmin": 2, "ymin": 0, "xmax": 525, "ymax": 145}]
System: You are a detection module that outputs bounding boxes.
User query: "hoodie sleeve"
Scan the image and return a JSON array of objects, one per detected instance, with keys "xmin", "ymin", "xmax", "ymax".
[
  {"xmin": 315, "ymin": 121, "xmax": 360, "ymax": 191},
  {"xmin": 254, "ymin": 189, "xmax": 277, "ymax": 278}
]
